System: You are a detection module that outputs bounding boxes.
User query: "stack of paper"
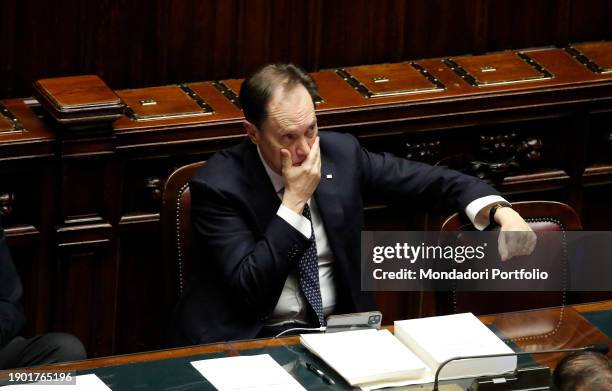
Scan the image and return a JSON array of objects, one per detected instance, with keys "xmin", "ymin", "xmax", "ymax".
[
  {"xmin": 300, "ymin": 312, "xmax": 517, "ymax": 390},
  {"xmin": 301, "ymin": 329, "xmax": 427, "ymax": 389},
  {"xmin": 394, "ymin": 313, "xmax": 517, "ymax": 380}
]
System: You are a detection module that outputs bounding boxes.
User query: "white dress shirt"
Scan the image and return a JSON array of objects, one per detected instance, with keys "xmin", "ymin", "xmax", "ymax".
[{"xmin": 256, "ymin": 148, "xmax": 507, "ymax": 325}]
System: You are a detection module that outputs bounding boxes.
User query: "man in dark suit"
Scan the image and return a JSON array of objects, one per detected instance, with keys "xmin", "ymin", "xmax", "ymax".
[
  {"xmin": 172, "ymin": 64, "xmax": 536, "ymax": 345},
  {"xmin": 0, "ymin": 220, "xmax": 86, "ymax": 369}
]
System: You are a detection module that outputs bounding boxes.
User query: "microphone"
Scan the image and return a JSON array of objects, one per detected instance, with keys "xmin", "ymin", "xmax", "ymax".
[{"xmin": 432, "ymin": 342, "xmax": 609, "ymax": 391}]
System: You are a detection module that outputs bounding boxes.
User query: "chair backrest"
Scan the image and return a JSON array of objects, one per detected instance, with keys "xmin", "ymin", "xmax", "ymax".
[
  {"xmin": 441, "ymin": 201, "xmax": 582, "ymax": 232},
  {"xmin": 439, "ymin": 201, "xmax": 582, "ymax": 315},
  {"xmin": 161, "ymin": 161, "xmax": 205, "ymax": 308}
]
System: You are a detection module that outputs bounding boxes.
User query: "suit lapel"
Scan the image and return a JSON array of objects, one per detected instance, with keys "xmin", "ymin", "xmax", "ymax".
[
  {"xmin": 242, "ymin": 141, "xmax": 281, "ymax": 233},
  {"xmin": 314, "ymin": 156, "xmax": 349, "ymax": 271}
]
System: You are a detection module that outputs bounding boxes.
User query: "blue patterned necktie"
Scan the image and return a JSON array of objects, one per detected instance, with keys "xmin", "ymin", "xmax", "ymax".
[{"xmin": 299, "ymin": 203, "xmax": 325, "ymax": 326}]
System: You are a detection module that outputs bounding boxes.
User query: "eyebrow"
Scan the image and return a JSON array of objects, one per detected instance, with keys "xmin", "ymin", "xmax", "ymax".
[{"xmin": 281, "ymin": 118, "xmax": 317, "ymax": 135}]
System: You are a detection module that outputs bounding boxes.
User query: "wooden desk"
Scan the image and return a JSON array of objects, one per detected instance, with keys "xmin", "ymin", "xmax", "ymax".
[
  {"xmin": 1, "ymin": 301, "xmax": 609, "ymax": 390},
  {"xmin": 2, "ymin": 43, "xmax": 612, "ymax": 358}
]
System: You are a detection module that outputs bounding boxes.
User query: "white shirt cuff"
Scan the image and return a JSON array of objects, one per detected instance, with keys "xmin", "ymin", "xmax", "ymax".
[
  {"xmin": 465, "ymin": 195, "xmax": 511, "ymax": 230},
  {"xmin": 277, "ymin": 204, "xmax": 313, "ymax": 238}
]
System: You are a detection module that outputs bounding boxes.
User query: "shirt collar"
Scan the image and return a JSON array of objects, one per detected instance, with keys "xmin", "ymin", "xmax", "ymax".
[{"xmin": 256, "ymin": 146, "xmax": 284, "ymax": 194}]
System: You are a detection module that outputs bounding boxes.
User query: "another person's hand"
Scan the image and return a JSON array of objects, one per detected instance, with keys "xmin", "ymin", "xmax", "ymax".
[
  {"xmin": 494, "ymin": 207, "xmax": 537, "ymax": 261},
  {"xmin": 281, "ymin": 137, "xmax": 321, "ymax": 214}
]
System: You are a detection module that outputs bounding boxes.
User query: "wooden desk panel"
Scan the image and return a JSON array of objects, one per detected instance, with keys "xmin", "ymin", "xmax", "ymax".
[
  {"xmin": 1, "ymin": 301, "xmax": 608, "ymax": 380},
  {"xmin": 0, "ymin": 99, "xmax": 54, "ymax": 161}
]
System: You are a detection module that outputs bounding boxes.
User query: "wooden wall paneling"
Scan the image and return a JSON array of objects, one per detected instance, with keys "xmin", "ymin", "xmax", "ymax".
[
  {"xmin": 484, "ymin": 0, "xmax": 561, "ymax": 50},
  {"xmin": 4, "ymin": 1, "xmax": 612, "ymax": 98},
  {"xmin": 54, "ymin": 135, "xmax": 121, "ymax": 357},
  {"xmin": 367, "ymin": 1, "xmax": 408, "ymax": 64},
  {"xmin": 9, "ymin": 1, "xmax": 82, "ymax": 93},
  {"xmin": 568, "ymin": 0, "xmax": 612, "ymax": 43},
  {"xmin": 30, "ymin": 163, "xmax": 56, "ymax": 337},
  {"xmin": 0, "ymin": 1, "xmax": 17, "ymax": 98},
  {"xmin": 5, "ymin": 233, "xmax": 39, "ymax": 337},
  {"xmin": 163, "ymin": 0, "xmax": 231, "ymax": 83},
  {"xmin": 115, "ymin": 221, "xmax": 164, "ymax": 354},
  {"xmin": 1, "ymin": 167, "xmax": 48, "ymax": 228},
  {"xmin": 35, "ymin": 164, "xmax": 56, "ymax": 336},
  {"xmin": 121, "ymin": 159, "xmax": 169, "ymax": 216},
  {"xmin": 266, "ymin": 0, "xmax": 323, "ymax": 70},
  {"xmin": 54, "ymin": 226, "xmax": 116, "ymax": 358},
  {"xmin": 582, "ymin": 109, "xmax": 612, "ymax": 230},
  {"xmin": 233, "ymin": 0, "xmax": 323, "ymax": 75},
  {"xmin": 0, "ymin": 97, "xmax": 56, "ymax": 336},
  {"xmin": 59, "ymin": 160, "xmax": 112, "ymax": 226},
  {"xmin": 1, "ymin": 160, "xmax": 56, "ymax": 337},
  {"xmin": 578, "ymin": 183, "xmax": 612, "ymax": 303},
  {"xmin": 96, "ymin": 0, "xmax": 168, "ymax": 89},
  {"xmin": 402, "ymin": 0, "xmax": 485, "ymax": 59},
  {"xmin": 555, "ymin": 0, "xmax": 572, "ymax": 45},
  {"xmin": 318, "ymin": 0, "xmax": 408, "ymax": 68},
  {"xmin": 584, "ymin": 110, "xmax": 612, "ymax": 169},
  {"xmin": 114, "ymin": 155, "xmax": 174, "ymax": 354},
  {"xmin": 582, "ymin": 185, "xmax": 612, "ymax": 230},
  {"xmin": 560, "ymin": 111, "xmax": 588, "ymax": 219},
  {"xmin": 235, "ymin": 0, "xmax": 270, "ymax": 75}
]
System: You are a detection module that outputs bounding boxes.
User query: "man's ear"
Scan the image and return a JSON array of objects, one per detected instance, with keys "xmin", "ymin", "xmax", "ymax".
[{"xmin": 244, "ymin": 121, "xmax": 259, "ymax": 144}]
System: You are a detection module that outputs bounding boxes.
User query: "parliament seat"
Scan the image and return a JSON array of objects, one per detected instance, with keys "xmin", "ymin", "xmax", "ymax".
[
  {"xmin": 439, "ymin": 201, "xmax": 582, "ymax": 316},
  {"xmin": 161, "ymin": 161, "xmax": 205, "ymax": 311}
]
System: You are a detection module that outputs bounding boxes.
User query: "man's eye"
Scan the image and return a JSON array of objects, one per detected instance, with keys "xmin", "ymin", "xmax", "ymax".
[{"xmin": 285, "ymin": 134, "xmax": 295, "ymax": 141}]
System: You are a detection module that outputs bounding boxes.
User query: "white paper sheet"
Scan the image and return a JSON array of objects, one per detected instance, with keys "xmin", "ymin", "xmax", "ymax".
[{"xmin": 191, "ymin": 354, "xmax": 306, "ymax": 391}]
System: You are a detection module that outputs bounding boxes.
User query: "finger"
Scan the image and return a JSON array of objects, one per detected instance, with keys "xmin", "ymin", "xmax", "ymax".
[
  {"xmin": 305, "ymin": 136, "xmax": 320, "ymax": 166},
  {"xmin": 280, "ymin": 149, "xmax": 292, "ymax": 173},
  {"xmin": 313, "ymin": 137, "xmax": 321, "ymax": 171},
  {"xmin": 517, "ymin": 231, "xmax": 535, "ymax": 256},
  {"xmin": 312, "ymin": 136, "xmax": 320, "ymax": 154},
  {"xmin": 524, "ymin": 233, "xmax": 537, "ymax": 256},
  {"xmin": 301, "ymin": 138, "xmax": 321, "ymax": 174},
  {"xmin": 498, "ymin": 232, "xmax": 509, "ymax": 261}
]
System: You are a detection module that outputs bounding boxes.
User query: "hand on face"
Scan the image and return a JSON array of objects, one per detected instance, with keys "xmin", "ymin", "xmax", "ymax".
[
  {"xmin": 495, "ymin": 207, "xmax": 537, "ymax": 261},
  {"xmin": 280, "ymin": 136, "xmax": 321, "ymax": 215}
]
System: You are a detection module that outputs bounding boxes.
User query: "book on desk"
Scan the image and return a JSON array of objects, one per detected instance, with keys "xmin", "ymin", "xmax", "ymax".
[{"xmin": 300, "ymin": 313, "xmax": 517, "ymax": 390}]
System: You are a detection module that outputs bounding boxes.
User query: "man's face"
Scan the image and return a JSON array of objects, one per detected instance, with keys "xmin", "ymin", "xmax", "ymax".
[{"xmin": 246, "ymin": 84, "xmax": 318, "ymax": 175}]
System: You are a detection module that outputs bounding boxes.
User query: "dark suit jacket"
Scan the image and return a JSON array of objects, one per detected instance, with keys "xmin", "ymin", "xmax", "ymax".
[
  {"xmin": 0, "ymin": 221, "xmax": 25, "ymax": 349},
  {"xmin": 172, "ymin": 131, "xmax": 499, "ymax": 345}
]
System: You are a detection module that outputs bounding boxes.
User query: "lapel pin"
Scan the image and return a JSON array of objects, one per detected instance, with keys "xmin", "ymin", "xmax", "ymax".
[{"xmin": 326, "ymin": 174, "xmax": 333, "ymax": 179}]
